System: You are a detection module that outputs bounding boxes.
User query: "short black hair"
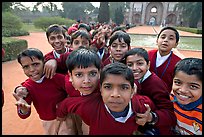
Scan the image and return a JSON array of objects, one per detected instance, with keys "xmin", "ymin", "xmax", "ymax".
[
  {"xmin": 46, "ymin": 24, "xmax": 66, "ymax": 40},
  {"xmin": 100, "ymin": 62, "xmax": 134, "ymax": 88},
  {"xmin": 17, "ymin": 48, "xmax": 44, "ymax": 65},
  {"xmin": 121, "ymin": 48, "xmax": 149, "ymax": 64},
  {"xmin": 66, "ymin": 47, "xmax": 101, "ymax": 73},
  {"xmin": 174, "ymin": 58, "xmax": 202, "ymax": 81},
  {"xmin": 157, "ymin": 26, "xmax": 179, "ymax": 43},
  {"xmin": 109, "ymin": 31, "xmax": 131, "ymax": 47}
]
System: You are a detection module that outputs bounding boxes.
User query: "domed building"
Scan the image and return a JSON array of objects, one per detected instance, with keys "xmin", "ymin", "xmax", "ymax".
[{"xmin": 125, "ymin": 2, "xmax": 182, "ymax": 26}]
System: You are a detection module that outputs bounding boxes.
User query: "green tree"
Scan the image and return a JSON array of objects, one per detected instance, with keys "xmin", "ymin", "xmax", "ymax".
[
  {"xmin": 175, "ymin": 2, "xmax": 202, "ymax": 28},
  {"xmin": 62, "ymin": 2, "xmax": 95, "ymax": 22},
  {"xmin": 2, "ymin": 2, "xmax": 13, "ymax": 12},
  {"xmin": 98, "ymin": 2, "xmax": 110, "ymax": 23},
  {"xmin": 109, "ymin": 2, "xmax": 130, "ymax": 22},
  {"xmin": 114, "ymin": 7, "xmax": 124, "ymax": 25}
]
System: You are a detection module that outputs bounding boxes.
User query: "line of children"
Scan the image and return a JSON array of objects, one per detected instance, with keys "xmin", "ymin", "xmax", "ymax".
[
  {"xmin": 121, "ymin": 47, "xmax": 177, "ymax": 135},
  {"xmin": 170, "ymin": 58, "xmax": 202, "ymax": 135},
  {"xmin": 13, "ymin": 48, "xmax": 77, "ymax": 135},
  {"xmin": 148, "ymin": 26, "xmax": 182, "ymax": 93},
  {"xmin": 56, "ymin": 62, "xmax": 157, "ymax": 135}
]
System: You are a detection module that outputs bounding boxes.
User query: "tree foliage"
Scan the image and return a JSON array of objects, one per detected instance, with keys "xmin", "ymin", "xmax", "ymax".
[
  {"xmin": 98, "ymin": 2, "xmax": 110, "ymax": 23},
  {"xmin": 175, "ymin": 2, "xmax": 202, "ymax": 28},
  {"xmin": 2, "ymin": 2, "xmax": 13, "ymax": 12},
  {"xmin": 114, "ymin": 6, "xmax": 124, "ymax": 25},
  {"xmin": 62, "ymin": 2, "xmax": 95, "ymax": 22}
]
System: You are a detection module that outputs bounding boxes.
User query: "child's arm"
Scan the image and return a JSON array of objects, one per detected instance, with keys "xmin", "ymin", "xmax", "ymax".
[
  {"xmin": 135, "ymin": 104, "xmax": 153, "ymax": 126},
  {"xmin": 14, "ymin": 86, "xmax": 28, "ymax": 99},
  {"xmin": 13, "ymin": 92, "xmax": 31, "ymax": 115},
  {"xmin": 44, "ymin": 59, "xmax": 57, "ymax": 79}
]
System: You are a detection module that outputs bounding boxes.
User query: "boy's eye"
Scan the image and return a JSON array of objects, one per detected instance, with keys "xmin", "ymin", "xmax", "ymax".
[
  {"xmin": 173, "ymin": 79, "xmax": 181, "ymax": 85},
  {"xmin": 103, "ymin": 84, "xmax": 111, "ymax": 89},
  {"xmin": 189, "ymin": 84, "xmax": 200, "ymax": 90},
  {"xmin": 57, "ymin": 35, "xmax": 63, "ymax": 39},
  {"xmin": 121, "ymin": 84, "xmax": 130, "ymax": 90},
  {"xmin": 127, "ymin": 63, "xmax": 133, "ymax": 67},
  {"xmin": 75, "ymin": 73, "xmax": 82, "ymax": 77},
  {"xmin": 22, "ymin": 65, "xmax": 29, "ymax": 70},
  {"xmin": 89, "ymin": 71, "xmax": 97, "ymax": 77}
]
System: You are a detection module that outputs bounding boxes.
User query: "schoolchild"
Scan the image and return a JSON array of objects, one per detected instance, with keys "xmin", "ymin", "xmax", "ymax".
[
  {"xmin": 13, "ymin": 48, "xmax": 76, "ymax": 135},
  {"xmin": 56, "ymin": 62, "xmax": 156, "ymax": 135},
  {"xmin": 121, "ymin": 47, "xmax": 177, "ymax": 135},
  {"xmin": 44, "ymin": 30, "xmax": 91, "ymax": 79},
  {"xmin": 170, "ymin": 58, "xmax": 202, "ymax": 135},
  {"xmin": 148, "ymin": 26, "xmax": 182, "ymax": 93},
  {"xmin": 44, "ymin": 24, "xmax": 70, "ymax": 75},
  {"xmin": 103, "ymin": 30, "xmax": 131, "ymax": 66}
]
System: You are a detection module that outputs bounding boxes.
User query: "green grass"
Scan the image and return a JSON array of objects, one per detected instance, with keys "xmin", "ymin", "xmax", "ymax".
[{"xmin": 22, "ymin": 23, "xmax": 44, "ymax": 32}]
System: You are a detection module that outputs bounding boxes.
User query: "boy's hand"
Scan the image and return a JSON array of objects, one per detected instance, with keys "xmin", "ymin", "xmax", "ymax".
[
  {"xmin": 44, "ymin": 59, "xmax": 57, "ymax": 79},
  {"xmin": 135, "ymin": 104, "xmax": 152, "ymax": 126},
  {"xmin": 15, "ymin": 86, "xmax": 28, "ymax": 98},
  {"xmin": 13, "ymin": 93, "xmax": 31, "ymax": 113}
]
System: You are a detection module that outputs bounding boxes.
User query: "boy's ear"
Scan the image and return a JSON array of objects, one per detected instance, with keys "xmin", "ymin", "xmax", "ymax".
[
  {"xmin": 174, "ymin": 42, "xmax": 178, "ymax": 48},
  {"xmin": 68, "ymin": 72, "xmax": 72, "ymax": 82},
  {"xmin": 131, "ymin": 83, "xmax": 137, "ymax": 98},
  {"xmin": 147, "ymin": 61, "xmax": 150, "ymax": 70}
]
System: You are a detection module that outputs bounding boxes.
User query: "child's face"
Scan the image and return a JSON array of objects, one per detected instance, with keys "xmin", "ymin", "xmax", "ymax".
[
  {"xmin": 71, "ymin": 36, "xmax": 90, "ymax": 51},
  {"xmin": 48, "ymin": 32, "xmax": 66, "ymax": 53},
  {"xmin": 172, "ymin": 71, "xmax": 202, "ymax": 105},
  {"xmin": 126, "ymin": 54, "xmax": 149, "ymax": 80},
  {"xmin": 20, "ymin": 56, "xmax": 44, "ymax": 81},
  {"xmin": 110, "ymin": 38, "xmax": 129, "ymax": 61},
  {"xmin": 101, "ymin": 74, "xmax": 134, "ymax": 112},
  {"xmin": 156, "ymin": 29, "xmax": 178, "ymax": 55},
  {"xmin": 69, "ymin": 65, "xmax": 100, "ymax": 95}
]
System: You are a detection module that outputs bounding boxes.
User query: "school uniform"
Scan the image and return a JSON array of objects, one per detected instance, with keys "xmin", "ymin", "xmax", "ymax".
[
  {"xmin": 44, "ymin": 47, "xmax": 71, "ymax": 75},
  {"xmin": 148, "ymin": 49, "xmax": 181, "ymax": 93},
  {"xmin": 56, "ymin": 91, "xmax": 156, "ymax": 135},
  {"xmin": 136, "ymin": 70, "xmax": 177, "ymax": 135},
  {"xmin": 16, "ymin": 74, "xmax": 75, "ymax": 135}
]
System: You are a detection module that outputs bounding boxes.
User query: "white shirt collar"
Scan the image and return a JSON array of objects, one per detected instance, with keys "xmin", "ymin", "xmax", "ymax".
[
  {"xmin": 35, "ymin": 75, "xmax": 45, "ymax": 83},
  {"xmin": 156, "ymin": 50, "xmax": 172, "ymax": 67},
  {"xmin": 53, "ymin": 47, "xmax": 69, "ymax": 59},
  {"xmin": 138, "ymin": 70, "xmax": 151, "ymax": 83},
  {"xmin": 104, "ymin": 101, "xmax": 133, "ymax": 123}
]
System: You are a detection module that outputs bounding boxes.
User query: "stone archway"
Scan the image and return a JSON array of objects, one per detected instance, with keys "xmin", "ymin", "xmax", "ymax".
[
  {"xmin": 145, "ymin": 2, "xmax": 163, "ymax": 25},
  {"xmin": 166, "ymin": 14, "xmax": 177, "ymax": 25},
  {"xmin": 133, "ymin": 13, "xmax": 141, "ymax": 24}
]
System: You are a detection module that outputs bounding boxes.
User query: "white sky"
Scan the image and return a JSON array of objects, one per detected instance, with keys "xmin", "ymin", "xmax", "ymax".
[{"xmin": 21, "ymin": 2, "xmax": 100, "ymax": 11}]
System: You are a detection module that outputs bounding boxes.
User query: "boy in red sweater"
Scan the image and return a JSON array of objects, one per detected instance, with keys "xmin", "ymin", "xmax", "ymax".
[
  {"xmin": 121, "ymin": 47, "xmax": 177, "ymax": 135},
  {"xmin": 56, "ymin": 62, "xmax": 156, "ymax": 135},
  {"xmin": 148, "ymin": 26, "xmax": 181, "ymax": 93},
  {"xmin": 103, "ymin": 31, "xmax": 131, "ymax": 67},
  {"xmin": 44, "ymin": 24, "xmax": 70, "ymax": 75},
  {"xmin": 44, "ymin": 30, "xmax": 91, "ymax": 79},
  {"xmin": 13, "ymin": 48, "xmax": 77, "ymax": 135}
]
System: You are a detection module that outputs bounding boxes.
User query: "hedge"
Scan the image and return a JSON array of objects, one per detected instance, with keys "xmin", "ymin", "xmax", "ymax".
[{"xmin": 2, "ymin": 37, "xmax": 28, "ymax": 62}]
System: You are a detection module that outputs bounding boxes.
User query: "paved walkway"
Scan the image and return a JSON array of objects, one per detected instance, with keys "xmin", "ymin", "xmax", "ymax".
[{"xmin": 2, "ymin": 26, "xmax": 202, "ymax": 135}]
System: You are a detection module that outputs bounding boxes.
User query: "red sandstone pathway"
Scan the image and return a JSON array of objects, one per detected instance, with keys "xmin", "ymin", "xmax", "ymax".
[{"xmin": 2, "ymin": 26, "xmax": 202, "ymax": 135}]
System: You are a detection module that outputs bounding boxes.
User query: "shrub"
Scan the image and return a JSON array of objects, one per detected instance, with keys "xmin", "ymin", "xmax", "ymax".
[
  {"xmin": 2, "ymin": 37, "xmax": 28, "ymax": 62},
  {"xmin": 2, "ymin": 12, "xmax": 29, "ymax": 37},
  {"xmin": 33, "ymin": 16, "xmax": 76, "ymax": 31},
  {"xmin": 175, "ymin": 27, "xmax": 202, "ymax": 34}
]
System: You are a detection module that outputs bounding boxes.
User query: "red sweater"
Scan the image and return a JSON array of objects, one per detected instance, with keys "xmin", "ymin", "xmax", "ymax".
[
  {"xmin": 57, "ymin": 92, "xmax": 156, "ymax": 135},
  {"xmin": 148, "ymin": 49, "xmax": 181, "ymax": 93},
  {"xmin": 44, "ymin": 49, "xmax": 73, "ymax": 75},
  {"xmin": 136, "ymin": 72, "xmax": 177, "ymax": 135},
  {"xmin": 17, "ymin": 74, "xmax": 67, "ymax": 120}
]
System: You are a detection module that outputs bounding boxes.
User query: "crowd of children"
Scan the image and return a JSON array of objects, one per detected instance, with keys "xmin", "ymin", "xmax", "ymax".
[{"xmin": 11, "ymin": 21, "xmax": 202, "ymax": 135}]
